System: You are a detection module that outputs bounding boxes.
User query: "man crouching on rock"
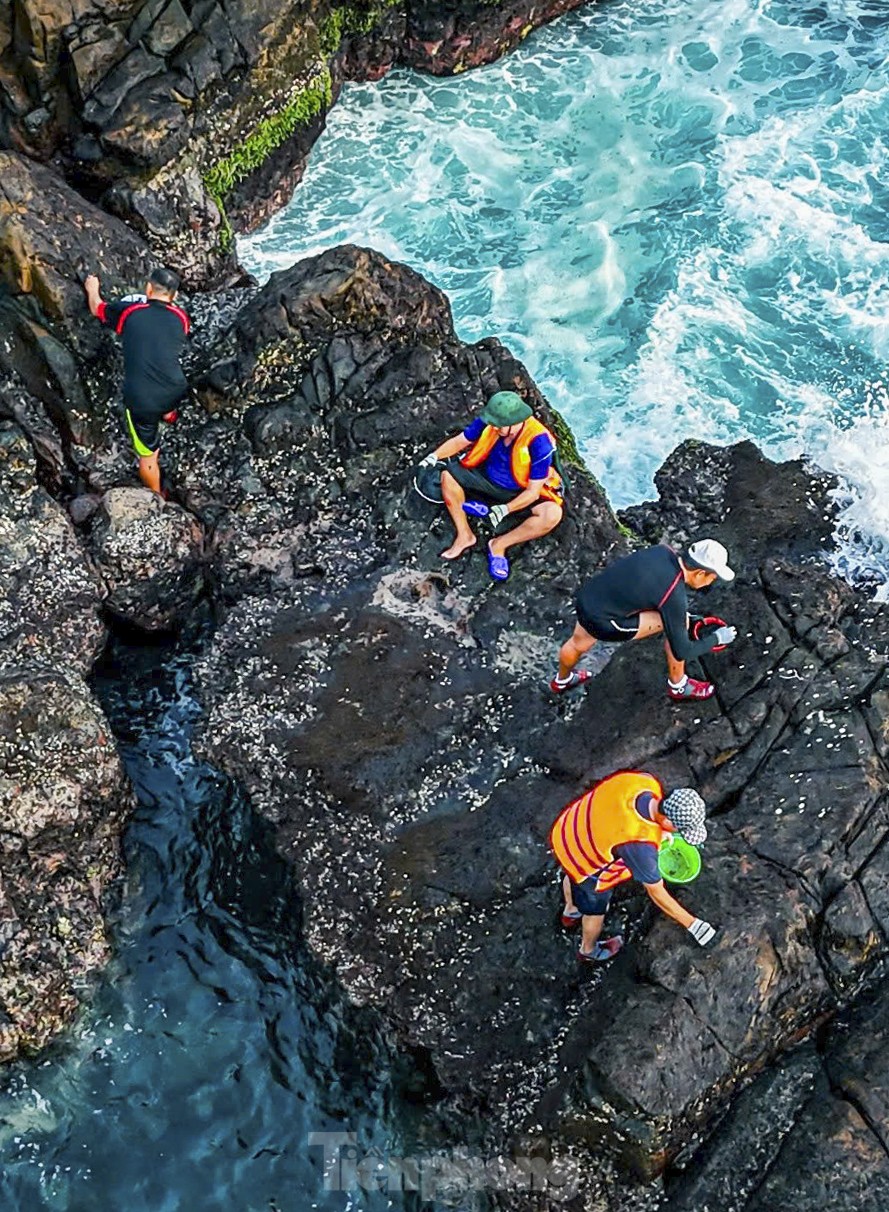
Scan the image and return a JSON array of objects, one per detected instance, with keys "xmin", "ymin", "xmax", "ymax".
[
  {"xmin": 417, "ymin": 391, "xmax": 563, "ymax": 582},
  {"xmin": 551, "ymin": 539, "xmax": 737, "ymax": 701},
  {"xmin": 84, "ymin": 267, "xmax": 190, "ymax": 497},
  {"xmin": 550, "ymin": 770, "xmax": 716, "ymax": 962}
]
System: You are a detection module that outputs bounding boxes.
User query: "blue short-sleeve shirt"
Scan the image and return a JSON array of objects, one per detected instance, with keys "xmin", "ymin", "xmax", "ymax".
[{"xmin": 462, "ymin": 418, "xmax": 555, "ymax": 492}]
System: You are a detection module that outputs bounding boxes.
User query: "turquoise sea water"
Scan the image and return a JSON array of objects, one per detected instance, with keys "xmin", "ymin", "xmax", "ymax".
[{"xmin": 242, "ymin": 0, "xmax": 889, "ymax": 593}]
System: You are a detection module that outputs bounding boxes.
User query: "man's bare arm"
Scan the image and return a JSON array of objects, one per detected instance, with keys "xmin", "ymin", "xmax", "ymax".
[
  {"xmin": 434, "ymin": 433, "xmax": 472, "ymax": 460},
  {"xmin": 644, "ymin": 879, "xmax": 695, "ymax": 929}
]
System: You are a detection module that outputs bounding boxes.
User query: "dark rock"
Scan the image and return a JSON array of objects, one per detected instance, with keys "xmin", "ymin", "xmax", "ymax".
[
  {"xmin": 137, "ymin": 245, "xmax": 887, "ymax": 1197},
  {"xmin": 0, "ymin": 666, "xmax": 129, "ymax": 1063},
  {"xmin": 0, "ymin": 420, "xmax": 106, "ymax": 674},
  {"xmin": 0, "ymin": 150, "xmax": 154, "ymax": 359},
  {"xmin": 88, "ymin": 487, "xmax": 206, "ymax": 630},
  {"xmin": 0, "ymin": 0, "xmax": 600, "ymax": 286}
]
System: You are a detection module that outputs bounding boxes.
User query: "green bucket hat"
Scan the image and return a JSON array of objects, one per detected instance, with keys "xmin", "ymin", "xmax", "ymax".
[{"xmin": 480, "ymin": 391, "xmax": 532, "ymax": 427}]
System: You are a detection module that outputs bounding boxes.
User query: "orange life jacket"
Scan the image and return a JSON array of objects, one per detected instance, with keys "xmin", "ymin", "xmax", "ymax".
[
  {"xmin": 549, "ymin": 771, "xmax": 665, "ymax": 889},
  {"xmin": 460, "ymin": 418, "xmax": 563, "ymax": 505}
]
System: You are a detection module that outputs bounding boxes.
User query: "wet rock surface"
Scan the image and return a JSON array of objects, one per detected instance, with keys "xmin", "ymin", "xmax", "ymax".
[
  {"xmin": 3, "ymin": 195, "xmax": 889, "ymax": 1204},
  {"xmin": 0, "ymin": 114, "xmax": 888, "ymax": 1203}
]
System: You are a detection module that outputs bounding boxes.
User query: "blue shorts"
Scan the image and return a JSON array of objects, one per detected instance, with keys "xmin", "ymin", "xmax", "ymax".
[{"xmin": 571, "ymin": 879, "xmax": 613, "ymax": 916}]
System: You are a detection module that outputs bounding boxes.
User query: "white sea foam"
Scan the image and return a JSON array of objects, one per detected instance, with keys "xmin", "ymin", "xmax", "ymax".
[{"xmin": 240, "ymin": 0, "xmax": 889, "ymax": 590}]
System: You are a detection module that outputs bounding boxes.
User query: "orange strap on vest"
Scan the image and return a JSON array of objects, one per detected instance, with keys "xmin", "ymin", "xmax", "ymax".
[
  {"xmin": 549, "ymin": 771, "xmax": 665, "ymax": 887},
  {"xmin": 460, "ymin": 418, "xmax": 563, "ymax": 505}
]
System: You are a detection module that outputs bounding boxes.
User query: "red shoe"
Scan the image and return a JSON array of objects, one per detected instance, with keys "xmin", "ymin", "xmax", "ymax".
[
  {"xmin": 550, "ymin": 670, "xmax": 593, "ymax": 694},
  {"xmin": 162, "ymin": 409, "xmax": 179, "ymax": 425},
  {"xmin": 668, "ymin": 677, "xmax": 715, "ymax": 702}
]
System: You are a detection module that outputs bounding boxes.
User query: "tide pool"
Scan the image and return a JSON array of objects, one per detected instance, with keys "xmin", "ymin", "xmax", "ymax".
[{"xmin": 241, "ymin": 0, "xmax": 889, "ymax": 593}]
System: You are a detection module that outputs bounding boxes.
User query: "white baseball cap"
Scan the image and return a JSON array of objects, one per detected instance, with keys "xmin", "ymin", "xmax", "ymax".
[{"xmin": 686, "ymin": 538, "xmax": 734, "ymax": 582}]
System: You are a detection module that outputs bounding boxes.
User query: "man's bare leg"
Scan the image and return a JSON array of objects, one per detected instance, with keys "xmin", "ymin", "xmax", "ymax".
[
  {"xmin": 138, "ymin": 451, "xmax": 162, "ymax": 495},
  {"xmin": 489, "ymin": 501, "xmax": 562, "ymax": 558},
  {"xmin": 557, "ymin": 622, "xmax": 597, "ymax": 680},
  {"xmin": 440, "ymin": 469, "xmax": 477, "ymax": 559},
  {"xmin": 665, "ymin": 639, "xmax": 685, "ymax": 685},
  {"xmin": 580, "ymin": 913, "xmax": 605, "ymax": 956}
]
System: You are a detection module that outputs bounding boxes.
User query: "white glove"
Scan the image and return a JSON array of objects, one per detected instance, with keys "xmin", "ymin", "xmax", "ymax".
[
  {"xmin": 488, "ymin": 503, "xmax": 509, "ymax": 528},
  {"xmin": 713, "ymin": 625, "xmax": 737, "ymax": 647},
  {"xmin": 687, "ymin": 918, "xmax": 716, "ymax": 946},
  {"xmin": 419, "ymin": 451, "xmax": 440, "ymax": 468}
]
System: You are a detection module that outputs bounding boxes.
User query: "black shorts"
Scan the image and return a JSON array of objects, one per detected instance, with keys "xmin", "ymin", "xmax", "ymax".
[
  {"xmin": 124, "ymin": 392, "xmax": 184, "ymax": 458},
  {"xmin": 440, "ymin": 457, "xmax": 516, "ymax": 504},
  {"xmin": 575, "ymin": 587, "xmax": 640, "ymax": 643},
  {"xmin": 125, "ymin": 409, "xmax": 162, "ymax": 457},
  {"xmin": 571, "ymin": 879, "xmax": 613, "ymax": 916}
]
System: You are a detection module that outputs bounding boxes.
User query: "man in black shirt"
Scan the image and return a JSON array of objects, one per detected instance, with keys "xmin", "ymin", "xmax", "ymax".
[
  {"xmin": 551, "ymin": 539, "xmax": 737, "ymax": 701},
  {"xmin": 84, "ymin": 266, "xmax": 190, "ymax": 495}
]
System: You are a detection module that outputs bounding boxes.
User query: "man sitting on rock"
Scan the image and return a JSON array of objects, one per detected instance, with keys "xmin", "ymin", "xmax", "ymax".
[
  {"xmin": 418, "ymin": 391, "xmax": 563, "ymax": 581},
  {"xmin": 551, "ymin": 539, "xmax": 737, "ymax": 701},
  {"xmin": 84, "ymin": 267, "xmax": 190, "ymax": 497},
  {"xmin": 550, "ymin": 770, "xmax": 716, "ymax": 962}
]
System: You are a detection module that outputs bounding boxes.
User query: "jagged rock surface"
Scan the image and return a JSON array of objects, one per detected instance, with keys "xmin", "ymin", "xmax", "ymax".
[
  {"xmin": 163, "ymin": 245, "xmax": 889, "ymax": 1204},
  {"xmin": 89, "ymin": 487, "xmax": 206, "ymax": 630},
  {"xmin": 0, "ymin": 420, "xmax": 106, "ymax": 673},
  {"xmin": 0, "ymin": 0, "xmax": 600, "ymax": 284},
  {"xmin": 0, "ymin": 667, "xmax": 130, "ymax": 1062}
]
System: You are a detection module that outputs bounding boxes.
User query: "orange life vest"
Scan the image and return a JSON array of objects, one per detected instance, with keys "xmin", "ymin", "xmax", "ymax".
[
  {"xmin": 549, "ymin": 771, "xmax": 665, "ymax": 889},
  {"xmin": 460, "ymin": 418, "xmax": 563, "ymax": 505}
]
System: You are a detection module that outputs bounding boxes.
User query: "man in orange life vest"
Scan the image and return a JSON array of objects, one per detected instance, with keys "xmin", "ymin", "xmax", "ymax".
[
  {"xmin": 550, "ymin": 771, "xmax": 717, "ymax": 962},
  {"xmin": 418, "ymin": 391, "xmax": 563, "ymax": 582}
]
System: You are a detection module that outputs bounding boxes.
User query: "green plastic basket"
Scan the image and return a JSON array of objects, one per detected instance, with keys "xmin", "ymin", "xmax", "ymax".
[{"xmin": 658, "ymin": 835, "xmax": 702, "ymax": 884}]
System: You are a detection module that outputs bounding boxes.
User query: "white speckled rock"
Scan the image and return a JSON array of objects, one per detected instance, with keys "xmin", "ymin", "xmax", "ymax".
[
  {"xmin": 89, "ymin": 486, "xmax": 206, "ymax": 630},
  {"xmin": 0, "ymin": 665, "xmax": 130, "ymax": 1062},
  {"xmin": 0, "ymin": 421, "xmax": 106, "ymax": 674}
]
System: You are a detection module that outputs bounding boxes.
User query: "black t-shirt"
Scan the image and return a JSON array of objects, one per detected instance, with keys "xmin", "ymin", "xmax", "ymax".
[
  {"xmin": 578, "ymin": 545, "xmax": 714, "ymax": 661},
  {"xmin": 98, "ymin": 295, "xmax": 190, "ymax": 415}
]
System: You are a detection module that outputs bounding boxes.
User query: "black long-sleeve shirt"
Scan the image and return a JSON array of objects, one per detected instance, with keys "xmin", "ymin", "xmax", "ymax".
[{"xmin": 577, "ymin": 545, "xmax": 716, "ymax": 660}]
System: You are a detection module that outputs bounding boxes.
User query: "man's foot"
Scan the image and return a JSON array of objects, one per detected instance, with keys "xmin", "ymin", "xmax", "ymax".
[
  {"xmin": 667, "ymin": 676, "xmax": 715, "ymax": 702},
  {"xmin": 561, "ymin": 909, "xmax": 582, "ymax": 929},
  {"xmin": 550, "ymin": 669, "xmax": 593, "ymax": 694},
  {"xmin": 487, "ymin": 543, "xmax": 510, "ymax": 581},
  {"xmin": 578, "ymin": 936, "xmax": 624, "ymax": 962},
  {"xmin": 440, "ymin": 537, "xmax": 477, "ymax": 561}
]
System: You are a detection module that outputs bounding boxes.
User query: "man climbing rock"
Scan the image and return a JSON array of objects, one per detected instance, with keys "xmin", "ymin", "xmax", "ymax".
[
  {"xmin": 551, "ymin": 539, "xmax": 737, "ymax": 701},
  {"xmin": 550, "ymin": 771, "xmax": 716, "ymax": 962},
  {"xmin": 417, "ymin": 391, "xmax": 563, "ymax": 581},
  {"xmin": 84, "ymin": 267, "xmax": 190, "ymax": 497}
]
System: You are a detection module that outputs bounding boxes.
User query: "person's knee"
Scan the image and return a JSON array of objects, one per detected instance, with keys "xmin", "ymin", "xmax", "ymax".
[
  {"xmin": 537, "ymin": 503, "xmax": 563, "ymax": 533},
  {"xmin": 440, "ymin": 469, "xmax": 463, "ymax": 502}
]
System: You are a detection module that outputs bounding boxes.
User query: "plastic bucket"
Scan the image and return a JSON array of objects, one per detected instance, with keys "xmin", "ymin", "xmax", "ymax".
[{"xmin": 658, "ymin": 835, "xmax": 702, "ymax": 884}]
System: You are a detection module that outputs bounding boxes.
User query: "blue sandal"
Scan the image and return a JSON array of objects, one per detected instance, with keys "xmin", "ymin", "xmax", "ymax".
[
  {"xmin": 578, "ymin": 936, "xmax": 624, "ymax": 963},
  {"xmin": 462, "ymin": 500, "xmax": 490, "ymax": 518},
  {"xmin": 487, "ymin": 545, "xmax": 510, "ymax": 581}
]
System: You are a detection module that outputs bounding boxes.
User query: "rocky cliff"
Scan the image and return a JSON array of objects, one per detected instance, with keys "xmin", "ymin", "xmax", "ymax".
[
  {"xmin": 2, "ymin": 0, "xmax": 599, "ymax": 287},
  {"xmin": 3, "ymin": 9, "xmax": 889, "ymax": 1206}
]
